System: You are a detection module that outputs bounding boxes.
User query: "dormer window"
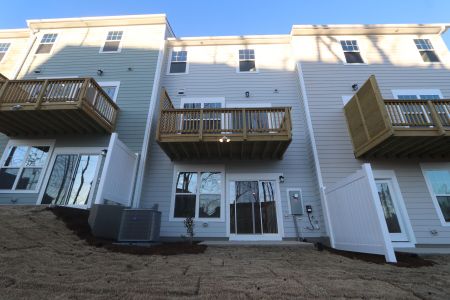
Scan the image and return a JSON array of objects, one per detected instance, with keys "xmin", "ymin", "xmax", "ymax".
[
  {"xmin": 340, "ymin": 40, "xmax": 364, "ymax": 64},
  {"xmin": 101, "ymin": 31, "xmax": 123, "ymax": 53},
  {"xmin": 414, "ymin": 39, "xmax": 440, "ymax": 63},
  {"xmin": 238, "ymin": 49, "xmax": 256, "ymax": 72},
  {"xmin": 0, "ymin": 43, "xmax": 10, "ymax": 62},
  {"xmin": 36, "ymin": 34, "xmax": 57, "ymax": 54}
]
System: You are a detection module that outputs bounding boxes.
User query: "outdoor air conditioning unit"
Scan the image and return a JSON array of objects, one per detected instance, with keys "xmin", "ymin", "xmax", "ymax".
[{"xmin": 118, "ymin": 209, "xmax": 161, "ymax": 242}]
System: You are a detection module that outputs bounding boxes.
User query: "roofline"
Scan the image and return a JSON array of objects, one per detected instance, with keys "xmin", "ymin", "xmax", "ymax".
[
  {"xmin": 168, "ymin": 34, "xmax": 291, "ymax": 46},
  {"xmin": 27, "ymin": 14, "xmax": 170, "ymax": 30},
  {"xmin": 0, "ymin": 28, "xmax": 30, "ymax": 39},
  {"xmin": 291, "ymin": 23, "xmax": 450, "ymax": 36}
]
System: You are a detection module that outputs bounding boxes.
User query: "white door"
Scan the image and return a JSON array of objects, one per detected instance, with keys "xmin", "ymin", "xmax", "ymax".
[
  {"xmin": 228, "ymin": 177, "xmax": 283, "ymax": 241},
  {"xmin": 375, "ymin": 179, "xmax": 409, "ymax": 242}
]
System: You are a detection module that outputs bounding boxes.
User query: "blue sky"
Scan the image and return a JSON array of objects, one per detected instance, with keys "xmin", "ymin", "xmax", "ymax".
[{"xmin": 1, "ymin": 0, "xmax": 449, "ymax": 46}]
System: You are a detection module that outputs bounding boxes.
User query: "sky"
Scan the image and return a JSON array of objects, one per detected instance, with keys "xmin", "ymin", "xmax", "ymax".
[{"xmin": 1, "ymin": 0, "xmax": 449, "ymax": 46}]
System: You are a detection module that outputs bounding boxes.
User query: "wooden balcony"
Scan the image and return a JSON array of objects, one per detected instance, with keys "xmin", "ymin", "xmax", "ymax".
[
  {"xmin": 156, "ymin": 90, "xmax": 292, "ymax": 160},
  {"xmin": 0, "ymin": 75, "xmax": 119, "ymax": 136},
  {"xmin": 344, "ymin": 75, "xmax": 450, "ymax": 158}
]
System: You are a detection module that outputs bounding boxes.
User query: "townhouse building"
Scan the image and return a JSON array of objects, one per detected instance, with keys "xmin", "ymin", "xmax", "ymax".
[{"xmin": 1, "ymin": 14, "xmax": 449, "ymax": 260}]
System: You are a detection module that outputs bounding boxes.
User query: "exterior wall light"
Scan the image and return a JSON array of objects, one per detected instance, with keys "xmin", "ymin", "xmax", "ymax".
[
  {"xmin": 97, "ymin": 69, "xmax": 104, "ymax": 76},
  {"xmin": 279, "ymin": 175, "xmax": 285, "ymax": 183},
  {"xmin": 245, "ymin": 91, "xmax": 250, "ymax": 98},
  {"xmin": 219, "ymin": 136, "xmax": 230, "ymax": 143},
  {"xmin": 352, "ymin": 83, "xmax": 359, "ymax": 91},
  {"xmin": 101, "ymin": 149, "xmax": 108, "ymax": 156}
]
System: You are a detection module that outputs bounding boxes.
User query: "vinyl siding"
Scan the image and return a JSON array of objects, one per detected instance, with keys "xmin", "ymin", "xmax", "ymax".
[
  {"xmin": 294, "ymin": 33, "xmax": 450, "ymax": 244},
  {"xmin": 141, "ymin": 43, "xmax": 325, "ymax": 239},
  {"xmin": 0, "ymin": 36, "xmax": 29, "ymax": 78}
]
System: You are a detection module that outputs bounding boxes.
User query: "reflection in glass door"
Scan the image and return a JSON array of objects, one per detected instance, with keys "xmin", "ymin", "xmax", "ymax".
[
  {"xmin": 376, "ymin": 180, "xmax": 408, "ymax": 242},
  {"xmin": 230, "ymin": 180, "xmax": 278, "ymax": 235},
  {"xmin": 41, "ymin": 154, "xmax": 100, "ymax": 206}
]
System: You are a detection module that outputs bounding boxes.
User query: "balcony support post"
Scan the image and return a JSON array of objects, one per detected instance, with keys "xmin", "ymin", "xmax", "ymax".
[
  {"xmin": 78, "ymin": 78, "xmax": 90, "ymax": 108},
  {"xmin": 35, "ymin": 80, "xmax": 49, "ymax": 110},
  {"xmin": 0, "ymin": 80, "xmax": 9, "ymax": 103},
  {"xmin": 199, "ymin": 109, "xmax": 204, "ymax": 141},
  {"xmin": 242, "ymin": 108, "xmax": 247, "ymax": 140},
  {"xmin": 427, "ymin": 100, "xmax": 445, "ymax": 135}
]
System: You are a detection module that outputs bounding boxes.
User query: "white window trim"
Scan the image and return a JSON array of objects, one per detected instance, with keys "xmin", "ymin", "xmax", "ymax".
[
  {"xmin": 0, "ymin": 40, "xmax": 12, "ymax": 63},
  {"xmin": 169, "ymin": 164, "xmax": 225, "ymax": 222},
  {"xmin": 339, "ymin": 38, "xmax": 367, "ymax": 65},
  {"xmin": 98, "ymin": 81, "xmax": 120, "ymax": 102},
  {"xmin": 420, "ymin": 163, "xmax": 450, "ymax": 227},
  {"xmin": 35, "ymin": 32, "xmax": 59, "ymax": 56},
  {"xmin": 36, "ymin": 76, "xmax": 79, "ymax": 79},
  {"xmin": 99, "ymin": 30, "xmax": 124, "ymax": 54},
  {"xmin": 166, "ymin": 48, "xmax": 189, "ymax": 75},
  {"xmin": 37, "ymin": 147, "xmax": 104, "ymax": 208},
  {"xmin": 236, "ymin": 49, "xmax": 259, "ymax": 73},
  {"xmin": 372, "ymin": 169, "xmax": 417, "ymax": 245},
  {"xmin": 0, "ymin": 139, "xmax": 55, "ymax": 194},
  {"xmin": 392, "ymin": 89, "xmax": 443, "ymax": 99},
  {"xmin": 180, "ymin": 97, "xmax": 225, "ymax": 108}
]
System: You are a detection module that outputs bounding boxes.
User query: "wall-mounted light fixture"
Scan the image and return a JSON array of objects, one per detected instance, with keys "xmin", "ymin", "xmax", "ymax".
[
  {"xmin": 33, "ymin": 69, "xmax": 41, "ymax": 74},
  {"xmin": 127, "ymin": 67, "xmax": 133, "ymax": 71},
  {"xmin": 245, "ymin": 91, "xmax": 250, "ymax": 98},
  {"xmin": 101, "ymin": 149, "xmax": 108, "ymax": 156},
  {"xmin": 279, "ymin": 175, "xmax": 285, "ymax": 183},
  {"xmin": 274, "ymin": 89, "xmax": 279, "ymax": 94},
  {"xmin": 219, "ymin": 136, "xmax": 230, "ymax": 143},
  {"xmin": 352, "ymin": 83, "xmax": 359, "ymax": 91},
  {"xmin": 97, "ymin": 69, "xmax": 104, "ymax": 76}
]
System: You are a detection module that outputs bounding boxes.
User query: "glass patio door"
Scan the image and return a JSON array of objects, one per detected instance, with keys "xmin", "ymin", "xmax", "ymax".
[
  {"xmin": 230, "ymin": 180, "xmax": 278, "ymax": 236},
  {"xmin": 375, "ymin": 179, "xmax": 408, "ymax": 242},
  {"xmin": 41, "ymin": 153, "xmax": 101, "ymax": 207}
]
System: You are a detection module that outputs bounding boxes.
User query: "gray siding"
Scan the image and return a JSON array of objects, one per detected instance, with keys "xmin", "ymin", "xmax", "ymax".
[
  {"xmin": 296, "ymin": 33, "xmax": 450, "ymax": 244},
  {"xmin": 141, "ymin": 43, "xmax": 324, "ymax": 239}
]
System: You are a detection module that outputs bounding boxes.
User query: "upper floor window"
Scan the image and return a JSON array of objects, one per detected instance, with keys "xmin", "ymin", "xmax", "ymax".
[
  {"xmin": 414, "ymin": 39, "xmax": 440, "ymax": 63},
  {"xmin": 0, "ymin": 142, "xmax": 53, "ymax": 192},
  {"xmin": 340, "ymin": 40, "xmax": 364, "ymax": 64},
  {"xmin": 0, "ymin": 43, "xmax": 11, "ymax": 62},
  {"xmin": 101, "ymin": 31, "xmax": 123, "ymax": 53},
  {"xmin": 238, "ymin": 49, "xmax": 256, "ymax": 72},
  {"xmin": 36, "ymin": 33, "xmax": 58, "ymax": 54},
  {"xmin": 169, "ymin": 50, "xmax": 188, "ymax": 73}
]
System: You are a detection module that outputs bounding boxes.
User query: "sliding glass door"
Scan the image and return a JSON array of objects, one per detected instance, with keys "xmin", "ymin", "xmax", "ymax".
[{"xmin": 41, "ymin": 153, "xmax": 101, "ymax": 207}]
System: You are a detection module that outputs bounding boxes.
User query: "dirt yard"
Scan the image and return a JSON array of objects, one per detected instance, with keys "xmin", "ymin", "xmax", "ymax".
[{"xmin": 1, "ymin": 206, "xmax": 449, "ymax": 299}]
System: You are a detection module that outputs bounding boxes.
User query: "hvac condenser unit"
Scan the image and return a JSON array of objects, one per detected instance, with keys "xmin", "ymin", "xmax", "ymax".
[{"xmin": 118, "ymin": 209, "xmax": 161, "ymax": 242}]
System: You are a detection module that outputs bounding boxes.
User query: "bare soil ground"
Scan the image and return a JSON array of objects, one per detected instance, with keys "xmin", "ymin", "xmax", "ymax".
[{"xmin": 0, "ymin": 206, "xmax": 449, "ymax": 299}]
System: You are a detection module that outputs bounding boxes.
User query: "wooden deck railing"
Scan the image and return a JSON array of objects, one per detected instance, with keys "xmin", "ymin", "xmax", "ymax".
[
  {"xmin": 157, "ymin": 90, "xmax": 292, "ymax": 140},
  {"xmin": 0, "ymin": 77, "xmax": 119, "ymax": 128}
]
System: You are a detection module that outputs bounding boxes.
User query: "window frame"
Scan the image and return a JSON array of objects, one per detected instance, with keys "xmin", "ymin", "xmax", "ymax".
[
  {"xmin": 421, "ymin": 163, "xmax": 450, "ymax": 227},
  {"xmin": 339, "ymin": 39, "xmax": 366, "ymax": 65},
  {"xmin": 98, "ymin": 81, "xmax": 120, "ymax": 102},
  {"xmin": 0, "ymin": 41, "xmax": 11, "ymax": 63},
  {"xmin": 99, "ymin": 30, "xmax": 124, "ymax": 54},
  {"xmin": 413, "ymin": 39, "xmax": 440, "ymax": 64},
  {"xmin": 237, "ymin": 49, "xmax": 258, "ymax": 73},
  {"xmin": 0, "ymin": 139, "xmax": 55, "ymax": 194},
  {"xmin": 392, "ymin": 89, "xmax": 443, "ymax": 100},
  {"xmin": 167, "ymin": 48, "xmax": 189, "ymax": 75},
  {"xmin": 169, "ymin": 164, "xmax": 225, "ymax": 222},
  {"xmin": 35, "ymin": 32, "xmax": 59, "ymax": 55}
]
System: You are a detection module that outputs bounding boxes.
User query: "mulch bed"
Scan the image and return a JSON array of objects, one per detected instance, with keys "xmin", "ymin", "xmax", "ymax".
[
  {"xmin": 48, "ymin": 206, "xmax": 207, "ymax": 256},
  {"xmin": 322, "ymin": 245, "xmax": 435, "ymax": 268}
]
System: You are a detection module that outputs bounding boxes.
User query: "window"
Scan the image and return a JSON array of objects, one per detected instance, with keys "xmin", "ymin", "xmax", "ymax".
[
  {"xmin": 101, "ymin": 31, "xmax": 123, "ymax": 53},
  {"xmin": 0, "ymin": 142, "xmax": 53, "ymax": 192},
  {"xmin": 99, "ymin": 82, "xmax": 120, "ymax": 101},
  {"xmin": 169, "ymin": 50, "xmax": 188, "ymax": 73},
  {"xmin": 340, "ymin": 40, "xmax": 364, "ymax": 64},
  {"xmin": 414, "ymin": 39, "xmax": 440, "ymax": 63},
  {"xmin": 172, "ymin": 169, "xmax": 223, "ymax": 220},
  {"xmin": 422, "ymin": 165, "xmax": 450, "ymax": 225},
  {"xmin": 36, "ymin": 33, "xmax": 57, "ymax": 54},
  {"xmin": 238, "ymin": 49, "xmax": 256, "ymax": 72},
  {"xmin": 0, "ymin": 42, "xmax": 11, "ymax": 62},
  {"xmin": 180, "ymin": 98, "xmax": 224, "ymax": 133},
  {"xmin": 392, "ymin": 90, "xmax": 443, "ymax": 126}
]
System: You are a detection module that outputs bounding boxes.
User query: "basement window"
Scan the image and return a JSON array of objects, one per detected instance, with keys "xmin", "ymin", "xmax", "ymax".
[
  {"xmin": 414, "ymin": 39, "xmax": 440, "ymax": 63},
  {"xmin": 0, "ymin": 142, "xmax": 53, "ymax": 192},
  {"xmin": 101, "ymin": 31, "xmax": 123, "ymax": 53},
  {"xmin": 172, "ymin": 170, "xmax": 223, "ymax": 220},
  {"xmin": 36, "ymin": 33, "xmax": 58, "ymax": 54},
  {"xmin": 169, "ymin": 50, "xmax": 188, "ymax": 73},
  {"xmin": 340, "ymin": 40, "xmax": 364, "ymax": 64},
  {"xmin": 238, "ymin": 49, "xmax": 256, "ymax": 72},
  {"xmin": 0, "ymin": 42, "xmax": 11, "ymax": 62}
]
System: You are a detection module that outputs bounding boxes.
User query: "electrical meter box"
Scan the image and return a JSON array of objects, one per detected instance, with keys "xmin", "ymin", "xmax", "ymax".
[{"xmin": 288, "ymin": 189, "xmax": 304, "ymax": 215}]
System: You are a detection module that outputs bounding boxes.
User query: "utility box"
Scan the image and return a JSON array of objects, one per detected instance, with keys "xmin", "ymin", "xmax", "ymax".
[
  {"xmin": 288, "ymin": 189, "xmax": 304, "ymax": 215},
  {"xmin": 89, "ymin": 203, "xmax": 126, "ymax": 240},
  {"xmin": 118, "ymin": 209, "xmax": 161, "ymax": 242}
]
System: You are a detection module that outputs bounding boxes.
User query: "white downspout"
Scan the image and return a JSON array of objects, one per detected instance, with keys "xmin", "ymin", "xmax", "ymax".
[
  {"xmin": 132, "ymin": 30, "xmax": 167, "ymax": 208},
  {"xmin": 296, "ymin": 61, "xmax": 335, "ymax": 247},
  {"xmin": 12, "ymin": 29, "xmax": 38, "ymax": 79}
]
